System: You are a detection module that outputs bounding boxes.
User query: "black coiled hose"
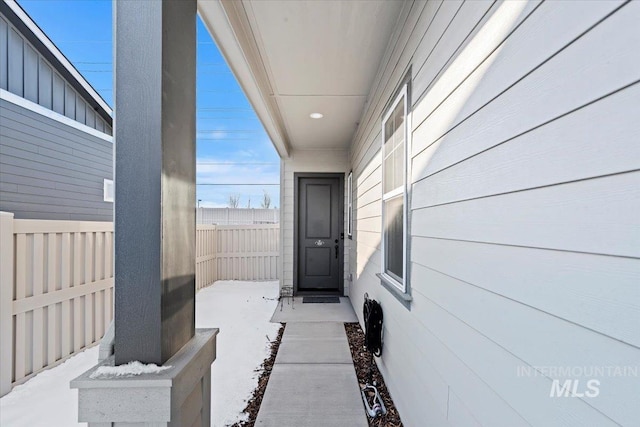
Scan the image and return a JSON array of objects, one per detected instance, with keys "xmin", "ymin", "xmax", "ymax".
[{"xmin": 363, "ymin": 294, "xmax": 383, "ymax": 357}]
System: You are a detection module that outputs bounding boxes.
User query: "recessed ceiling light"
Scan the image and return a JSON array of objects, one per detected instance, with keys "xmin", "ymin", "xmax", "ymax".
[{"xmin": 309, "ymin": 113, "xmax": 323, "ymax": 119}]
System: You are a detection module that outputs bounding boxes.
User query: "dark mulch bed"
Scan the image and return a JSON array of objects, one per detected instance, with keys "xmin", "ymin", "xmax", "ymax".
[
  {"xmin": 229, "ymin": 323, "xmax": 285, "ymax": 427},
  {"xmin": 345, "ymin": 322, "xmax": 404, "ymax": 427}
]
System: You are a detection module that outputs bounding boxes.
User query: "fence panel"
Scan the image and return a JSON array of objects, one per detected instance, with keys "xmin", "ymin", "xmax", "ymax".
[
  {"xmin": 0, "ymin": 215, "xmax": 279, "ymax": 396},
  {"xmin": 8, "ymin": 219, "xmax": 114, "ymax": 388},
  {"xmin": 197, "ymin": 207, "xmax": 279, "ymax": 225},
  {"xmin": 196, "ymin": 225, "xmax": 217, "ymax": 291},
  {"xmin": 214, "ymin": 224, "xmax": 279, "ymax": 281}
]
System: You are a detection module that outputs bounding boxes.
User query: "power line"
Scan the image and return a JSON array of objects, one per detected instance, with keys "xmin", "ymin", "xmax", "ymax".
[
  {"xmin": 197, "ymin": 113, "xmax": 257, "ymax": 116},
  {"xmin": 94, "ymin": 91, "xmax": 250, "ymax": 96},
  {"xmin": 197, "ymin": 115, "xmax": 256, "ymax": 118},
  {"xmin": 198, "ymin": 108, "xmax": 254, "ymax": 112},
  {"xmin": 54, "ymin": 40, "xmax": 216, "ymax": 45},
  {"xmin": 197, "ymin": 162, "xmax": 277, "ymax": 165},
  {"xmin": 57, "ymin": 40, "xmax": 110, "ymax": 43},
  {"xmin": 197, "ymin": 117, "xmax": 259, "ymax": 120},
  {"xmin": 83, "ymin": 70, "xmax": 234, "ymax": 75},
  {"xmin": 197, "ymin": 138, "xmax": 258, "ymax": 141},
  {"xmin": 198, "ymin": 130, "xmax": 263, "ymax": 133},
  {"xmin": 73, "ymin": 61, "xmax": 228, "ymax": 66},
  {"xmin": 197, "ymin": 183, "xmax": 279, "ymax": 186}
]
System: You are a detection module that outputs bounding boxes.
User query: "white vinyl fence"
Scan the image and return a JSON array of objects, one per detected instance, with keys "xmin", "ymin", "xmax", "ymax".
[
  {"xmin": 0, "ymin": 213, "xmax": 113, "ymax": 395},
  {"xmin": 215, "ymin": 225, "xmax": 279, "ymax": 281},
  {"xmin": 0, "ymin": 213, "xmax": 279, "ymax": 396},
  {"xmin": 197, "ymin": 207, "xmax": 279, "ymax": 225},
  {"xmin": 196, "ymin": 225, "xmax": 217, "ymax": 291}
]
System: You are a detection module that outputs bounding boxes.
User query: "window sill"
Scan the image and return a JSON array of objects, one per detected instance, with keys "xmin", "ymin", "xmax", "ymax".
[{"xmin": 376, "ymin": 273, "xmax": 412, "ymax": 310}]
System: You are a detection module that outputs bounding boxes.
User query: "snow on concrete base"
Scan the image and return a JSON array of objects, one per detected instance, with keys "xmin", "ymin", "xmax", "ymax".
[
  {"xmin": 89, "ymin": 361, "xmax": 172, "ymax": 379},
  {"xmin": 0, "ymin": 280, "xmax": 280, "ymax": 427}
]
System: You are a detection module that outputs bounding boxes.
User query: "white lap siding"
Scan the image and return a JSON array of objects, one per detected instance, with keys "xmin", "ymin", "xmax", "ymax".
[{"xmin": 348, "ymin": 1, "xmax": 640, "ymax": 426}]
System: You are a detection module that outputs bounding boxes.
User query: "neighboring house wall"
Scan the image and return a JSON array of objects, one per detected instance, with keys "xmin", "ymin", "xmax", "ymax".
[
  {"xmin": 349, "ymin": 1, "xmax": 639, "ymax": 426},
  {"xmin": 280, "ymin": 149, "xmax": 350, "ymax": 296},
  {"xmin": 0, "ymin": 96, "xmax": 113, "ymax": 221},
  {"xmin": 0, "ymin": 14, "xmax": 112, "ymax": 135},
  {"xmin": 0, "ymin": 7, "xmax": 114, "ymax": 222}
]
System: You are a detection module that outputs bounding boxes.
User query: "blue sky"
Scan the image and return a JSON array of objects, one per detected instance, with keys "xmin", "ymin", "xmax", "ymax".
[{"xmin": 18, "ymin": 0, "xmax": 280, "ymax": 208}]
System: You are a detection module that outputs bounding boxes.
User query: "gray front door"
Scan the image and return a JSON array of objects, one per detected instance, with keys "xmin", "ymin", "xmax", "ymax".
[{"xmin": 297, "ymin": 176, "xmax": 343, "ymax": 293}]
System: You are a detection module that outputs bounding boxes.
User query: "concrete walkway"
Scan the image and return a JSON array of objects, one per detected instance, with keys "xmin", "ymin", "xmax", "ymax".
[
  {"xmin": 256, "ymin": 301, "xmax": 368, "ymax": 426},
  {"xmin": 270, "ymin": 297, "xmax": 358, "ymax": 323}
]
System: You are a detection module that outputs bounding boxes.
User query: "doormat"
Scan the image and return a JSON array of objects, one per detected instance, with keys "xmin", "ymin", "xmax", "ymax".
[{"xmin": 302, "ymin": 296, "xmax": 340, "ymax": 304}]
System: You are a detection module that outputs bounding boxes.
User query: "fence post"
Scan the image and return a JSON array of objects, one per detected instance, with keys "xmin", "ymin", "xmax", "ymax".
[
  {"xmin": 213, "ymin": 225, "xmax": 218, "ymax": 283},
  {"xmin": 0, "ymin": 212, "xmax": 14, "ymax": 396}
]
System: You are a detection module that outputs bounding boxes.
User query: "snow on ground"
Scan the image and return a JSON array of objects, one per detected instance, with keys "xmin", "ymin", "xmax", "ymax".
[
  {"xmin": 197, "ymin": 280, "xmax": 280, "ymax": 426},
  {"xmin": 0, "ymin": 346, "xmax": 99, "ymax": 427},
  {"xmin": 0, "ymin": 280, "xmax": 280, "ymax": 427}
]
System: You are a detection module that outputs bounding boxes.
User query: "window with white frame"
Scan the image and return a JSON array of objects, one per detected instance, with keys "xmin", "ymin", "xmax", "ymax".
[
  {"xmin": 347, "ymin": 171, "xmax": 353, "ymax": 238},
  {"xmin": 103, "ymin": 179, "xmax": 114, "ymax": 202},
  {"xmin": 381, "ymin": 84, "xmax": 407, "ymax": 291}
]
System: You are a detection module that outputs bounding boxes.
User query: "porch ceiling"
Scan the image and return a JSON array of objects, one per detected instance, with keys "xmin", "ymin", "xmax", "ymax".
[{"xmin": 198, "ymin": 0, "xmax": 404, "ymax": 158}]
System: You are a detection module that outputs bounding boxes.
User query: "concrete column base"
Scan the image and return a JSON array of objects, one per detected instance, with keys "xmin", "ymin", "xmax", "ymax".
[{"xmin": 71, "ymin": 329, "xmax": 218, "ymax": 427}]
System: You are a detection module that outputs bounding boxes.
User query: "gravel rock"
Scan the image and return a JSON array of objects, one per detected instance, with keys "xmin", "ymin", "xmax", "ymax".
[{"xmin": 345, "ymin": 323, "xmax": 404, "ymax": 427}]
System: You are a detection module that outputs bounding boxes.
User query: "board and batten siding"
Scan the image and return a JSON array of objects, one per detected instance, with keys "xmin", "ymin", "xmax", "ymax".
[
  {"xmin": 348, "ymin": 1, "xmax": 640, "ymax": 426},
  {"xmin": 0, "ymin": 14, "xmax": 111, "ymax": 134},
  {"xmin": 280, "ymin": 150, "xmax": 350, "ymax": 296},
  {"xmin": 0, "ymin": 98, "xmax": 113, "ymax": 221}
]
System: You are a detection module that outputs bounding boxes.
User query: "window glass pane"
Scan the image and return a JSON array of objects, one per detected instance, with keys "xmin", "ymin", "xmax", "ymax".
[
  {"xmin": 381, "ymin": 88, "xmax": 406, "ymax": 288},
  {"xmin": 347, "ymin": 172, "xmax": 353, "ymax": 236},
  {"xmin": 384, "ymin": 196, "xmax": 403, "ymax": 280},
  {"xmin": 384, "ymin": 153, "xmax": 394, "ymax": 194},
  {"xmin": 393, "ymin": 144, "xmax": 403, "ymax": 190},
  {"xmin": 383, "ymin": 96, "xmax": 405, "ymax": 196},
  {"xmin": 394, "ymin": 102, "xmax": 404, "ymax": 149},
  {"xmin": 383, "ymin": 112, "xmax": 394, "ymax": 194},
  {"xmin": 385, "ymin": 115, "xmax": 394, "ymax": 144}
]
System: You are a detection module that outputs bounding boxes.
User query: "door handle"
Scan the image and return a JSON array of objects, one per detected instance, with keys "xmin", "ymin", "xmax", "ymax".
[{"xmin": 335, "ymin": 245, "xmax": 339, "ymax": 259}]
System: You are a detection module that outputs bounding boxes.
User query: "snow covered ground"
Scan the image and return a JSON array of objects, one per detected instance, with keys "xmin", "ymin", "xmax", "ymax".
[
  {"xmin": 197, "ymin": 281, "xmax": 280, "ymax": 426},
  {"xmin": 0, "ymin": 280, "xmax": 280, "ymax": 427}
]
